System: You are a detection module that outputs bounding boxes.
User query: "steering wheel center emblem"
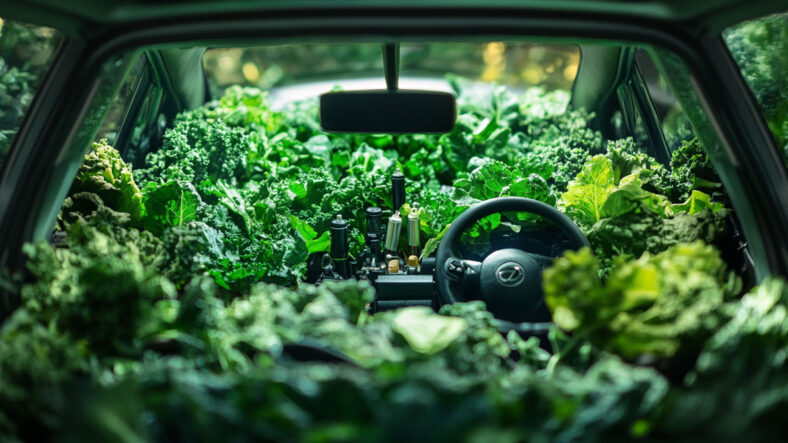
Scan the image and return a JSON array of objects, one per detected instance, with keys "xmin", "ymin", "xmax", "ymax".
[{"xmin": 496, "ymin": 262, "xmax": 525, "ymax": 287}]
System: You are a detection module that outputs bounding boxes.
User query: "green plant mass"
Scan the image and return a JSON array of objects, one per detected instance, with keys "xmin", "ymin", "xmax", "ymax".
[
  {"xmin": 0, "ymin": 20, "xmax": 61, "ymax": 167},
  {"xmin": 1, "ymin": 80, "xmax": 783, "ymax": 441},
  {"xmin": 725, "ymin": 13, "xmax": 788, "ymax": 164}
]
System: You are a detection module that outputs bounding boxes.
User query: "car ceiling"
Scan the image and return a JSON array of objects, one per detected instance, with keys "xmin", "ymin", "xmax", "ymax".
[{"xmin": 3, "ymin": 0, "xmax": 786, "ymax": 37}]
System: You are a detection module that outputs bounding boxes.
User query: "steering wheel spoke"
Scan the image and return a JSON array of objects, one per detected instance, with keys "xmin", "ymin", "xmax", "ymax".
[
  {"xmin": 527, "ymin": 252, "xmax": 556, "ymax": 269},
  {"xmin": 444, "ymin": 258, "xmax": 482, "ymax": 285}
]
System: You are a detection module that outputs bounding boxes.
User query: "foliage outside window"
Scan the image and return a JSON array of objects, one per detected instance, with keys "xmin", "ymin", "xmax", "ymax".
[
  {"xmin": 0, "ymin": 18, "xmax": 61, "ymax": 169},
  {"xmin": 203, "ymin": 42, "xmax": 579, "ymax": 96},
  {"xmin": 724, "ymin": 12, "xmax": 788, "ymax": 165}
]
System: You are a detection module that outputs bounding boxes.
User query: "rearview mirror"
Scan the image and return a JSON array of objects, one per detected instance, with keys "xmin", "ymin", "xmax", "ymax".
[{"xmin": 320, "ymin": 90, "xmax": 456, "ymax": 134}]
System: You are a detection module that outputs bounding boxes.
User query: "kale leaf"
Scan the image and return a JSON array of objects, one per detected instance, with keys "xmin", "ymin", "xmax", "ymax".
[
  {"xmin": 67, "ymin": 139, "xmax": 143, "ymax": 223},
  {"xmin": 544, "ymin": 242, "xmax": 740, "ymax": 360}
]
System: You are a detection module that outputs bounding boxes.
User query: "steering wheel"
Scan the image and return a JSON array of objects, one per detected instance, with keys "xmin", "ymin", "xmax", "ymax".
[{"xmin": 435, "ymin": 197, "xmax": 590, "ymax": 326}]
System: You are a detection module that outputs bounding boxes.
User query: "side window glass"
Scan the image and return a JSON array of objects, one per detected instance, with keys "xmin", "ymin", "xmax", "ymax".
[
  {"xmin": 616, "ymin": 59, "xmax": 671, "ymax": 165},
  {"xmin": 0, "ymin": 18, "xmax": 62, "ymax": 169},
  {"xmin": 724, "ymin": 12, "xmax": 788, "ymax": 165},
  {"xmin": 123, "ymin": 83, "xmax": 165, "ymax": 167},
  {"xmin": 617, "ymin": 82, "xmax": 652, "ymax": 152},
  {"xmin": 635, "ymin": 50, "xmax": 696, "ymax": 153},
  {"xmin": 94, "ymin": 56, "xmax": 146, "ymax": 145},
  {"xmin": 95, "ymin": 53, "xmax": 178, "ymax": 169}
]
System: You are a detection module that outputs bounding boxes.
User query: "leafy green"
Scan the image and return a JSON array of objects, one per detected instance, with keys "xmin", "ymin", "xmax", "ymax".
[
  {"xmin": 141, "ymin": 180, "xmax": 202, "ymax": 235},
  {"xmin": 600, "ymin": 171, "xmax": 672, "ymax": 219},
  {"xmin": 559, "ymin": 155, "xmax": 616, "ymax": 227},
  {"xmin": 68, "ymin": 139, "xmax": 143, "ymax": 223},
  {"xmin": 544, "ymin": 242, "xmax": 740, "ymax": 360},
  {"xmin": 659, "ymin": 279, "xmax": 788, "ymax": 439},
  {"xmin": 391, "ymin": 307, "xmax": 467, "ymax": 354},
  {"xmin": 134, "ymin": 107, "xmax": 249, "ymax": 186},
  {"xmin": 588, "ymin": 207, "xmax": 727, "ymax": 275},
  {"xmin": 2, "ymin": 72, "xmax": 767, "ymax": 441},
  {"xmin": 0, "ymin": 310, "xmax": 87, "ymax": 439},
  {"xmin": 289, "ymin": 215, "xmax": 330, "ymax": 254},
  {"xmin": 667, "ymin": 138, "xmax": 722, "ymax": 199},
  {"xmin": 20, "ymin": 218, "xmax": 176, "ymax": 354},
  {"xmin": 670, "ymin": 190, "xmax": 724, "ymax": 215},
  {"xmin": 724, "ymin": 13, "xmax": 788, "ymax": 164},
  {"xmin": 558, "ymin": 150, "xmax": 727, "ymax": 273}
]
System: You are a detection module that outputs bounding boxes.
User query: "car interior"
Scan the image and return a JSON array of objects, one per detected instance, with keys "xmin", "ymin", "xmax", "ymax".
[
  {"xmin": 2, "ymin": 4, "xmax": 788, "ymax": 439},
  {"xmin": 40, "ymin": 40, "xmax": 757, "ymax": 332}
]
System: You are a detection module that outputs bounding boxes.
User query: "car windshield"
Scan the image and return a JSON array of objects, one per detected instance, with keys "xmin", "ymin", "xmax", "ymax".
[
  {"xmin": 203, "ymin": 42, "xmax": 579, "ymax": 97},
  {"xmin": 86, "ymin": 41, "xmax": 730, "ymax": 290},
  {"xmin": 4, "ymin": 36, "xmax": 775, "ymax": 441}
]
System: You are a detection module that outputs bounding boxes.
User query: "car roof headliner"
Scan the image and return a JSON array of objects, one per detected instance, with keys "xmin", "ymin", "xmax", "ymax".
[{"xmin": 5, "ymin": 0, "xmax": 786, "ymax": 37}]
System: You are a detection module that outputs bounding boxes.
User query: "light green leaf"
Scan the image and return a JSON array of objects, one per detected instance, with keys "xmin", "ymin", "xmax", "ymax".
[
  {"xmin": 290, "ymin": 215, "xmax": 330, "ymax": 254},
  {"xmin": 671, "ymin": 190, "xmax": 725, "ymax": 215},
  {"xmin": 601, "ymin": 171, "xmax": 672, "ymax": 219},
  {"xmin": 72, "ymin": 140, "xmax": 143, "ymax": 222},
  {"xmin": 560, "ymin": 156, "xmax": 615, "ymax": 226},
  {"xmin": 391, "ymin": 307, "xmax": 467, "ymax": 354}
]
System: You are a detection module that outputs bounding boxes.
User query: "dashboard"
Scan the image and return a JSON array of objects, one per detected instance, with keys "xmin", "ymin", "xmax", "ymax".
[{"xmin": 303, "ymin": 169, "xmax": 575, "ymax": 316}]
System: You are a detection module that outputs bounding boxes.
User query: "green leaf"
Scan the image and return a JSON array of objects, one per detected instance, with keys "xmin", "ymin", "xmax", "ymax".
[
  {"xmin": 671, "ymin": 190, "xmax": 725, "ymax": 215},
  {"xmin": 601, "ymin": 171, "xmax": 672, "ymax": 219},
  {"xmin": 290, "ymin": 215, "xmax": 330, "ymax": 254},
  {"xmin": 202, "ymin": 180, "xmax": 256, "ymax": 235},
  {"xmin": 347, "ymin": 143, "xmax": 394, "ymax": 175},
  {"xmin": 420, "ymin": 223, "xmax": 449, "ymax": 259},
  {"xmin": 560, "ymin": 156, "xmax": 615, "ymax": 226},
  {"xmin": 288, "ymin": 180, "xmax": 308, "ymax": 199},
  {"xmin": 391, "ymin": 307, "xmax": 467, "ymax": 354},
  {"xmin": 142, "ymin": 181, "xmax": 202, "ymax": 235},
  {"xmin": 69, "ymin": 140, "xmax": 143, "ymax": 223},
  {"xmin": 544, "ymin": 242, "xmax": 739, "ymax": 360}
]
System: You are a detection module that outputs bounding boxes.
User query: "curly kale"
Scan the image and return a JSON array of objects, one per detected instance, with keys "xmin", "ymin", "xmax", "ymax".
[
  {"xmin": 588, "ymin": 203, "xmax": 726, "ymax": 271},
  {"xmin": 66, "ymin": 139, "xmax": 144, "ymax": 223},
  {"xmin": 666, "ymin": 137, "xmax": 722, "ymax": 200},
  {"xmin": 135, "ymin": 107, "xmax": 249, "ymax": 186},
  {"xmin": 3, "ymin": 72, "xmax": 769, "ymax": 442},
  {"xmin": 21, "ymin": 218, "xmax": 176, "ymax": 354}
]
